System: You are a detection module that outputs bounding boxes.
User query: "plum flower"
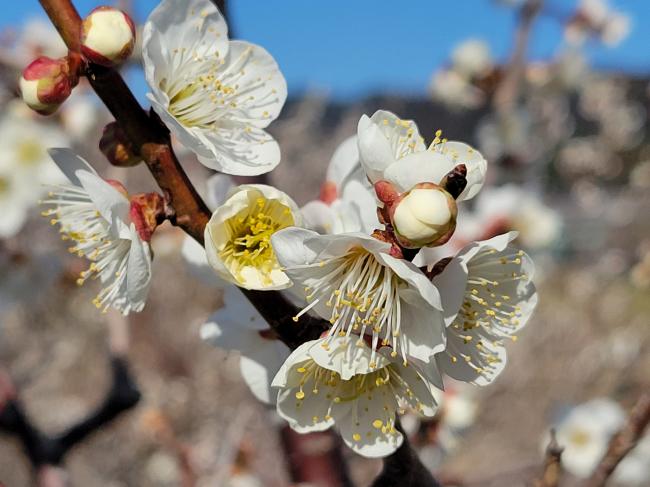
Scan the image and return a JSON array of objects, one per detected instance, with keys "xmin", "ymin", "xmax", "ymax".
[
  {"xmin": 301, "ymin": 136, "xmax": 378, "ymax": 235},
  {"xmin": 41, "ymin": 149, "xmax": 152, "ymax": 314},
  {"xmin": 547, "ymin": 398, "xmax": 625, "ymax": 478},
  {"xmin": 271, "ymin": 228, "xmax": 446, "ymax": 373},
  {"xmin": 357, "ymin": 110, "xmax": 487, "ymax": 200},
  {"xmin": 202, "ymin": 284, "xmax": 290, "ymax": 404},
  {"xmin": 272, "ymin": 334, "xmax": 439, "ymax": 457},
  {"xmin": 430, "ymin": 232, "xmax": 537, "ymax": 385},
  {"xmin": 455, "ymin": 185, "xmax": 562, "ymax": 251},
  {"xmin": 204, "ymin": 184, "xmax": 301, "ymax": 290},
  {"xmin": 0, "ymin": 102, "xmax": 68, "ymax": 237},
  {"xmin": 142, "ymin": 0, "xmax": 287, "ymax": 175}
]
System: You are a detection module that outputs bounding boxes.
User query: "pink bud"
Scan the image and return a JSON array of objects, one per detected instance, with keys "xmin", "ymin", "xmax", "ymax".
[
  {"xmin": 19, "ymin": 56, "xmax": 76, "ymax": 115},
  {"xmin": 80, "ymin": 7, "xmax": 136, "ymax": 67}
]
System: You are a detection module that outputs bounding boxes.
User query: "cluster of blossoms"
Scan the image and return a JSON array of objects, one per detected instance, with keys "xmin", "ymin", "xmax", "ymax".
[{"xmin": 28, "ymin": 0, "xmax": 538, "ymax": 459}]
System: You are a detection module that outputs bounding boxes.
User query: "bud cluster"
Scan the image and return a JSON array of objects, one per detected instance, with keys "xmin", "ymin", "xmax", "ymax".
[{"xmin": 20, "ymin": 6, "xmax": 135, "ymax": 116}]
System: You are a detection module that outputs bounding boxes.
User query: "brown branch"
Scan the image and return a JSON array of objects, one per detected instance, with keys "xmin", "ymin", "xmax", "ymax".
[
  {"xmin": 493, "ymin": 0, "xmax": 543, "ymax": 114},
  {"xmin": 533, "ymin": 429, "xmax": 564, "ymax": 487},
  {"xmin": 583, "ymin": 393, "xmax": 650, "ymax": 487}
]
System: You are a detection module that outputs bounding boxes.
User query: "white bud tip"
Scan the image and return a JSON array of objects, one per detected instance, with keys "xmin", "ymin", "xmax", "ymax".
[
  {"xmin": 81, "ymin": 7, "xmax": 135, "ymax": 67},
  {"xmin": 393, "ymin": 188, "xmax": 453, "ymax": 243}
]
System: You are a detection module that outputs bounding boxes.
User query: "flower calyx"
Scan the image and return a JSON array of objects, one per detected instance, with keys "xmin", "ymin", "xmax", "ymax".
[{"xmin": 129, "ymin": 192, "xmax": 165, "ymax": 243}]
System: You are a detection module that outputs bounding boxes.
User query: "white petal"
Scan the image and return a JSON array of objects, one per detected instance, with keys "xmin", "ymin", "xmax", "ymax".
[
  {"xmin": 276, "ymin": 387, "xmax": 339, "ymax": 433},
  {"xmin": 125, "ymin": 228, "xmax": 152, "ymax": 311},
  {"xmin": 357, "ymin": 114, "xmax": 398, "ymax": 183},
  {"xmin": 220, "ymin": 40, "xmax": 287, "ymax": 129},
  {"xmin": 196, "ymin": 125, "xmax": 281, "ymax": 176},
  {"xmin": 205, "ymin": 173, "xmax": 234, "ymax": 210},
  {"xmin": 308, "ymin": 336, "xmax": 389, "ymax": 381},
  {"xmin": 301, "ymin": 200, "xmax": 337, "ymax": 234},
  {"xmin": 271, "ymin": 227, "xmax": 324, "ymax": 268},
  {"xmin": 442, "ymin": 141, "xmax": 488, "ymax": 201},
  {"xmin": 375, "ymin": 252, "xmax": 442, "ymax": 310},
  {"xmin": 76, "ymin": 171, "xmax": 130, "ymax": 230},
  {"xmin": 326, "ymin": 136, "xmax": 360, "ymax": 188},
  {"xmin": 341, "ymin": 179, "xmax": 379, "ymax": 234},
  {"xmin": 336, "ymin": 391, "xmax": 403, "ymax": 458},
  {"xmin": 240, "ymin": 349, "xmax": 288, "ymax": 405},
  {"xmin": 271, "ymin": 340, "xmax": 315, "ymax": 388},
  {"xmin": 47, "ymin": 148, "xmax": 98, "ymax": 186},
  {"xmin": 382, "ymin": 150, "xmax": 455, "ymax": 192}
]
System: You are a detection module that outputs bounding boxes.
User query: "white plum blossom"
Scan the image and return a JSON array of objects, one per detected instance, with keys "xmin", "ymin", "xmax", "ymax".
[
  {"xmin": 202, "ymin": 285, "xmax": 290, "ymax": 404},
  {"xmin": 301, "ymin": 136, "xmax": 378, "ymax": 235},
  {"xmin": 456, "ymin": 185, "xmax": 562, "ymax": 250},
  {"xmin": 357, "ymin": 110, "xmax": 487, "ymax": 200},
  {"xmin": 204, "ymin": 184, "xmax": 301, "ymax": 290},
  {"xmin": 0, "ymin": 101, "xmax": 68, "ymax": 237},
  {"xmin": 41, "ymin": 149, "xmax": 152, "ymax": 315},
  {"xmin": 271, "ymin": 227, "xmax": 446, "ymax": 376},
  {"xmin": 566, "ymin": 0, "xmax": 631, "ymax": 47},
  {"xmin": 430, "ymin": 69, "xmax": 485, "ymax": 109},
  {"xmin": 272, "ymin": 334, "xmax": 439, "ymax": 457},
  {"xmin": 548, "ymin": 398, "xmax": 625, "ymax": 478},
  {"xmin": 451, "ymin": 39, "xmax": 493, "ymax": 79},
  {"xmin": 430, "ymin": 232, "xmax": 537, "ymax": 385},
  {"xmin": 142, "ymin": 0, "xmax": 287, "ymax": 175}
]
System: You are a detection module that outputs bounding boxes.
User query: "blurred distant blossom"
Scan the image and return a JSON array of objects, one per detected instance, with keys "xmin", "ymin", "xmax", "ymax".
[
  {"xmin": 430, "ymin": 69, "xmax": 485, "ymax": 109},
  {"xmin": 548, "ymin": 398, "xmax": 625, "ymax": 478},
  {"xmin": 547, "ymin": 398, "xmax": 650, "ymax": 483},
  {"xmin": 565, "ymin": 0, "xmax": 631, "ymax": 47},
  {"xmin": 430, "ymin": 39, "xmax": 494, "ymax": 109},
  {"xmin": 6, "ymin": 18, "xmax": 67, "ymax": 65},
  {"xmin": 0, "ymin": 101, "xmax": 68, "ymax": 237},
  {"xmin": 455, "ymin": 186, "xmax": 562, "ymax": 251},
  {"xmin": 451, "ymin": 39, "xmax": 494, "ymax": 80},
  {"xmin": 202, "ymin": 285, "xmax": 290, "ymax": 404}
]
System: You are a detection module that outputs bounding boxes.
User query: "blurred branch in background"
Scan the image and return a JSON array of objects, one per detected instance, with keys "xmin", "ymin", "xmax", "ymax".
[
  {"xmin": 493, "ymin": 0, "xmax": 542, "ymax": 114},
  {"xmin": 0, "ymin": 313, "xmax": 140, "ymax": 484}
]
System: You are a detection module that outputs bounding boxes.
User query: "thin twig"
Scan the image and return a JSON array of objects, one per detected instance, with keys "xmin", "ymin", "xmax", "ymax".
[
  {"xmin": 493, "ymin": 0, "xmax": 543, "ymax": 114},
  {"xmin": 533, "ymin": 429, "xmax": 564, "ymax": 487},
  {"xmin": 583, "ymin": 393, "xmax": 650, "ymax": 487}
]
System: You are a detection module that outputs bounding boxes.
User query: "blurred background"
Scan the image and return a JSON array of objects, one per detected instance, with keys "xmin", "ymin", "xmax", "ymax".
[{"xmin": 0, "ymin": 0, "xmax": 649, "ymax": 485}]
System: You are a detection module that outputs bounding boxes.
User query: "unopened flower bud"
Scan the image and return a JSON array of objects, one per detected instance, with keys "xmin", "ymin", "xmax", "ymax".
[
  {"xmin": 391, "ymin": 183, "xmax": 457, "ymax": 248},
  {"xmin": 81, "ymin": 7, "xmax": 136, "ymax": 67},
  {"xmin": 19, "ymin": 56, "xmax": 76, "ymax": 115},
  {"xmin": 100, "ymin": 122, "xmax": 142, "ymax": 167}
]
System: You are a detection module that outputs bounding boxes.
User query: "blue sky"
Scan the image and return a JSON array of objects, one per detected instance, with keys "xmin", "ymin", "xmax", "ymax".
[{"xmin": 3, "ymin": 0, "xmax": 648, "ymax": 99}]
